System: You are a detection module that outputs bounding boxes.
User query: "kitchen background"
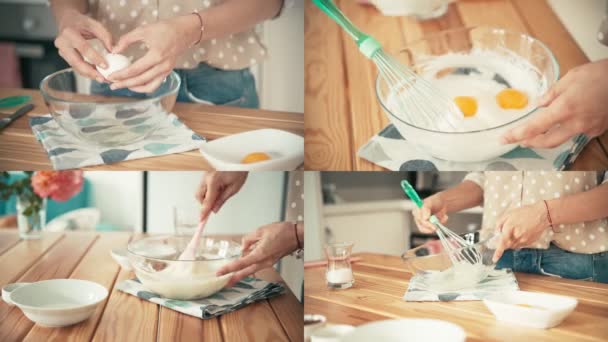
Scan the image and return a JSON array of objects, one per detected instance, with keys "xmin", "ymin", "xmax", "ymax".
[
  {"xmin": 304, "ymin": 171, "xmax": 483, "ymax": 261},
  {"xmin": 0, "ymin": 171, "xmax": 303, "ymax": 299},
  {"xmin": 0, "ymin": 0, "xmax": 304, "ymax": 113}
]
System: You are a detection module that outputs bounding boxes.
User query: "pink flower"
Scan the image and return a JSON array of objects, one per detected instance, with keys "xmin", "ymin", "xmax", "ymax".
[{"xmin": 31, "ymin": 171, "xmax": 84, "ymax": 202}]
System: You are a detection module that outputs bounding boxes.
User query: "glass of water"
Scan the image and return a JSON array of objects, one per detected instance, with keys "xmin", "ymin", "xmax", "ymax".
[
  {"xmin": 173, "ymin": 203, "xmax": 201, "ymax": 236},
  {"xmin": 324, "ymin": 242, "xmax": 355, "ymax": 289}
]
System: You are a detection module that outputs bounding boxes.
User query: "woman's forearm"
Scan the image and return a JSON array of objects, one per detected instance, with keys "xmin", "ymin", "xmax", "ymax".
[
  {"xmin": 439, "ymin": 180, "xmax": 484, "ymax": 213},
  {"xmin": 547, "ymin": 182, "xmax": 608, "ymax": 225},
  {"xmin": 198, "ymin": 0, "xmax": 283, "ymax": 40}
]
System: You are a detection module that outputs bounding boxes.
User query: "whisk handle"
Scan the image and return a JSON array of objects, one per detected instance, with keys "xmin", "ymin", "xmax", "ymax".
[
  {"xmin": 400, "ymin": 180, "xmax": 424, "ymax": 208},
  {"xmin": 401, "ymin": 180, "xmax": 441, "ymax": 225},
  {"xmin": 312, "ymin": 0, "xmax": 381, "ymax": 58}
]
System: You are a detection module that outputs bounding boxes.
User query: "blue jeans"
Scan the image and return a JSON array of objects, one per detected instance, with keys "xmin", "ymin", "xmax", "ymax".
[
  {"xmin": 90, "ymin": 63, "xmax": 259, "ymax": 108},
  {"xmin": 496, "ymin": 243, "xmax": 608, "ymax": 283}
]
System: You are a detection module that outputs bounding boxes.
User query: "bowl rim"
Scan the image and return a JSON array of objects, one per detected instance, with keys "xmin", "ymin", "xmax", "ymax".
[
  {"xmin": 10, "ymin": 279, "xmax": 108, "ymax": 312},
  {"xmin": 401, "ymin": 231, "xmax": 495, "ymax": 262},
  {"xmin": 39, "ymin": 67, "xmax": 181, "ymax": 106},
  {"xmin": 127, "ymin": 235, "xmax": 241, "ymax": 262},
  {"xmin": 375, "ymin": 26, "xmax": 560, "ymax": 135}
]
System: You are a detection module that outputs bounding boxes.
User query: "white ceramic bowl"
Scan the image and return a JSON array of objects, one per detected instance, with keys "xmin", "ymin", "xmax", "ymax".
[
  {"xmin": 127, "ymin": 235, "xmax": 241, "ymax": 300},
  {"xmin": 341, "ymin": 319, "xmax": 466, "ymax": 342},
  {"xmin": 199, "ymin": 129, "xmax": 304, "ymax": 171},
  {"xmin": 376, "ymin": 27, "xmax": 559, "ymax": 162},
  {"xmin": 304, "ymin": 314, "xmax": 327, "ymax": 341},
  {"xmin": 483, "ymin": 290, "xmax": 578, "ymax": 329},
  {"xmin": 2, "ymin": 279, "xmax": 108, "ymax": 327},
  {"xmin": 311, "ymin": 324, "xmax": 355, "ymax": 342}
]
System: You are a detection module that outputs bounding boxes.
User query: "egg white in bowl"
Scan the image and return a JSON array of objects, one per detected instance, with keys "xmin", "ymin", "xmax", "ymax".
[{"xmin": 376, "ymin": 27, "xmax": 559, "ymax": 162}]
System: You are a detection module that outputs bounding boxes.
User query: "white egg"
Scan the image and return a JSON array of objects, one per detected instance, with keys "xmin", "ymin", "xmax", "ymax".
[{"xmin": 96, "ymin": 53, "xmax": 131, "ymax": 79}]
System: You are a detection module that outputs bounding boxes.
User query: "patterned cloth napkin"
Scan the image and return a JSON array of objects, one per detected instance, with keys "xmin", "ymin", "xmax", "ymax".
[
  {"xmin": 403, "ymin": 269, "xmax": 519, "ymax": 302},
  {"xmin": 116, "ymin": 277, "xmax": 285, "ymax": 319},
  {"xmin": 30, "ymin": 113, "xmax": 205, "ymax": 170},
  {"xmin": 359, "ymin": 124, "xmax": 589, "ymax": 171}
]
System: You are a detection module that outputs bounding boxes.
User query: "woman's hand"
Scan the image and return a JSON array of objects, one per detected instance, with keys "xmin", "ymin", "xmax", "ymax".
[
  {"xmin": 412, "ymin": 193, "xmax": 449, "ymax": 233},
  {"xmin": 108, "ymin": 15, "xmax": 200, "ymax": 93},
  {"xmin": 501, "ymin": 59, "xmax": 608, "ymax": 148},
  {"xmin": 54, "ymin": 10, "xmax": 113, "ymax": 83},
  {"xmin": 216, "ymin": 222, "xmax": 300, "ymax": 287},
  {"xmin": 195, "ymin": 171, "xmax": 248, "ymax": 221},
  {"xmin": 492, "ymin": 202, "xmax": 550, "ymax": 262}
]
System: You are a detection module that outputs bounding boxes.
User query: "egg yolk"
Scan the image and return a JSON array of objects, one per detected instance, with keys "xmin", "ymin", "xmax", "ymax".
[
  {"xmin": 454, "ymin": 96, "xmax": 478, "ymax": 117},
  {"xmin": 496, "ymin": 89, "xmax": 528, "ymax": 109},
  {"xmin": 241, "ymin": 152, "xmax": 271, "ymax": 164}
]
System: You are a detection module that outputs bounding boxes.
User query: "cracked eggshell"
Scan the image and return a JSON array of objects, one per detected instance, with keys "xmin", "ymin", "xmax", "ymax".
[{"xmin": 96, "ymin": 53, "xmax": 131, "ymax": 79}]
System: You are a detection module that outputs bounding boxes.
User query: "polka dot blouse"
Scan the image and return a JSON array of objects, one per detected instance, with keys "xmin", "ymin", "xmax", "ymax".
[
  {"xmin": 87, "ymin": 0, "xmax": 294, "ymax": 70},
  {"xmin": 285, "ymin": 171, "xmax": 303, "ymax": 224},
  {"xmin": 464, "ymin": 171, "xmax": 608, "ymax": 254}
]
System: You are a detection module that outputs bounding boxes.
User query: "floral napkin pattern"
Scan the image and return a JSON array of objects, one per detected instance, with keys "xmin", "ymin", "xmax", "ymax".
[
  {"xmin": 359, "ymin": 124, "xmax": 589, "ymax": 171},
  {"xmin": 403, "ymin": 269, "xmax": 520, "ymax": 302},
  {"xmin": 30, "ymin": 113, "xmax": 205, "ymax": 170},
  {"xmin": 116, "ymin": 277, "xmax": 285, "ymax": 319}
]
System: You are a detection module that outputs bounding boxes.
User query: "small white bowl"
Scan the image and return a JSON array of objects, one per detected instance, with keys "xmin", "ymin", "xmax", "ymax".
[
  {"xmin": 483, "ymin": 290, "xmax": 578, "ymax": 329},
  {"xmin": 2, "ymin": 279, "xmax": 108, "ymax": 327},
  {"xmin": 311, "ymin": 324, "xmax": 355, "ymax": 342},
  {"xmin": 199, "ymin": 129, "xmax": 304, "ymax": 171},
  {"xmin": 304, "ymin": 314, "xmax": 327, "ymax": 341},
  {"xmin": 110, "ymin": 248, "xmax": 132, "ymax": 270},
  {"xmin": 341, "ymin": 319, "xmax": 466, "ymax": 342}
]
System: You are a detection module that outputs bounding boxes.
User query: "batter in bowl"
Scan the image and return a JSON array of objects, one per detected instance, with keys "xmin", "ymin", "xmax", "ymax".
[{"xmin": 387, "ymin": 49, "xmax": 547, "ymax": 132}]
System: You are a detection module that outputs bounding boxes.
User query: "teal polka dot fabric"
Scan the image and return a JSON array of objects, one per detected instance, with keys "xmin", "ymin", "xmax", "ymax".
[
  {"xmin": 30, "ymin": 113, "xmax": 205, "ymax": 170},
  {"xmin": 358, "ymin": 124, "xmax": 589, "ymax": 171}
]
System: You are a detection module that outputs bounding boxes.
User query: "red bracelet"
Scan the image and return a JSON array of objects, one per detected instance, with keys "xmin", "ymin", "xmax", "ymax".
[
  {"xmin": 293, "ymin": 222, "xmax": 302, "ymax": 249},
  {"xmin": 543, "ymin": 200, "xmax": 554, "ymax": 231},
  {"xmin": 191, "ymin": 10, "xmax": 205, "ymax": 46}
]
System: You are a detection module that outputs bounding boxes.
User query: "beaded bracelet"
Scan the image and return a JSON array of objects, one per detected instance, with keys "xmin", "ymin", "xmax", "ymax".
[{"xmin": 191, "ymin": 10, "xmax": 205, "ymax": 46}]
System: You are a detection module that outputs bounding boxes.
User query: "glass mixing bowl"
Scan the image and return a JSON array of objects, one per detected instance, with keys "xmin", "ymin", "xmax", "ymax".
[
  {"xmin": 40, "ymin": 69, "xmax": 180, "ymax": 147},
  {"xmin": 376, "ymin": 26, "xmax": 559, "ymax": 162},
  {"xmin": 401, "ymin": 231, "xmax": 500, "ymax": 291},
  {"xmin": 127, "ymin": 235, "xmax": 241, "ymax": 300}
]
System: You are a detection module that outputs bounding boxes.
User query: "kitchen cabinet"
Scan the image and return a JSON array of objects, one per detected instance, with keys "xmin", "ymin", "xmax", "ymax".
[{"xmin": 323, "ymin": 200, "xmax": 483, "ymax": 256}]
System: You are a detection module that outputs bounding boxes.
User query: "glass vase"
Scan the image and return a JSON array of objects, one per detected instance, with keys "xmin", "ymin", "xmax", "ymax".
[{"xmin": 16, "ymin": 196, "xmax": 47, "ymax": 239}]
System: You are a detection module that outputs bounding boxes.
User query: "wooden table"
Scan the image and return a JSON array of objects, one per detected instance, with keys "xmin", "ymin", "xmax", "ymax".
[
  {"xmin": 0, "ymin": 231, "xmax": 303, "ymax": 341},
  {"xmin": 304, "ymin": 253, "xmax": 608, "ymax": 341},
  {"xmin": 305, "ymin": 0, "xmax": 608, "ymax": 170},
  {"xmin": 0, "ymin": 88, "xmax": 303, "ymax": 170}
]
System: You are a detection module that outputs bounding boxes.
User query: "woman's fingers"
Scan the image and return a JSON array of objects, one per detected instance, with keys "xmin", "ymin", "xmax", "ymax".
[
  {"xmin": 216, "ymin": 251, "xmax": 263, "ymax": 277},
  {"xmin": 492, "ymin": 225, "xmax": 514, "ymax": 262},
  {"xmin": 63, "ymin": 29, "xmax": 107, "ymax": 69},
  {"xmin": 86, "ymin": 19, "xmax": 114, "ymax": 52},
  {"xmin": 501, "ymin": 104, "xmax": 568, "ymax": 144},
  {"xmin": 225, "ymin": 263, "xmax": 261, "ymax": 287},
  {"xmin": 212, "ymin": 185, "xmax": 239, "ymax": 213},
  {"xmin": 113, "ymin": 26, "xmax": 146, "ymax": 54},
  {"xmin": 110, "ymin": 64, "xmax": 165, "ymax": 90},
  {"xmin": 520, "ymin": 124, "xmax": 578, "ymax": 149},
  {"xmin": 58, "ymin": 48, "xmax": 104, "ymax": 82},
  {"xmin": 128, "ymin": 76, "xmax": 164, "ymax": 93},
  {"xmin": 109, "ymin": 53, "xmax": 160, "ymax": 82}
]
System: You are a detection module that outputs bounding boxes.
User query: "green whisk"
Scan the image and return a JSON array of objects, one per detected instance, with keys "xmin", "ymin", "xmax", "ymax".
[{"xmin": 312, "ymin": 0, "xmax": 462, "ymax": 131}]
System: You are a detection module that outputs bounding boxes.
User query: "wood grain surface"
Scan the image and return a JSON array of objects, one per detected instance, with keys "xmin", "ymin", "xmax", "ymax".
[
  {"xmin": 304, "ymin": 252, "xmax": 608, "ymax": 341},
  {"xmin": 0, "ymin": 88, "xmax": 303, "ymax": 170},
  {"xmin": 304, "ymin": 0, "xmax": 608, "ymax": 171},
  {"xmin": 0, "ymin": 231, "xmax": 303, "ymax": 341}
]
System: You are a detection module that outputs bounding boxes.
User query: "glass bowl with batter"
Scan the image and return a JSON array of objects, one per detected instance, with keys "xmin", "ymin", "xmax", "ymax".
[
  {"xmin": 401, "ymin": 231, "xmax": 500, "ymax": 291},
  {"xmin": 40, "ymin": 68, "xmax": 180, "ymax": 147},
  {"xmin": 376, "ymin": 26, "xmax": 559, "ymax": 162},
  {"xmin": 127, "ymin": 235, "xmax": 241, "ymax": 300}
]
